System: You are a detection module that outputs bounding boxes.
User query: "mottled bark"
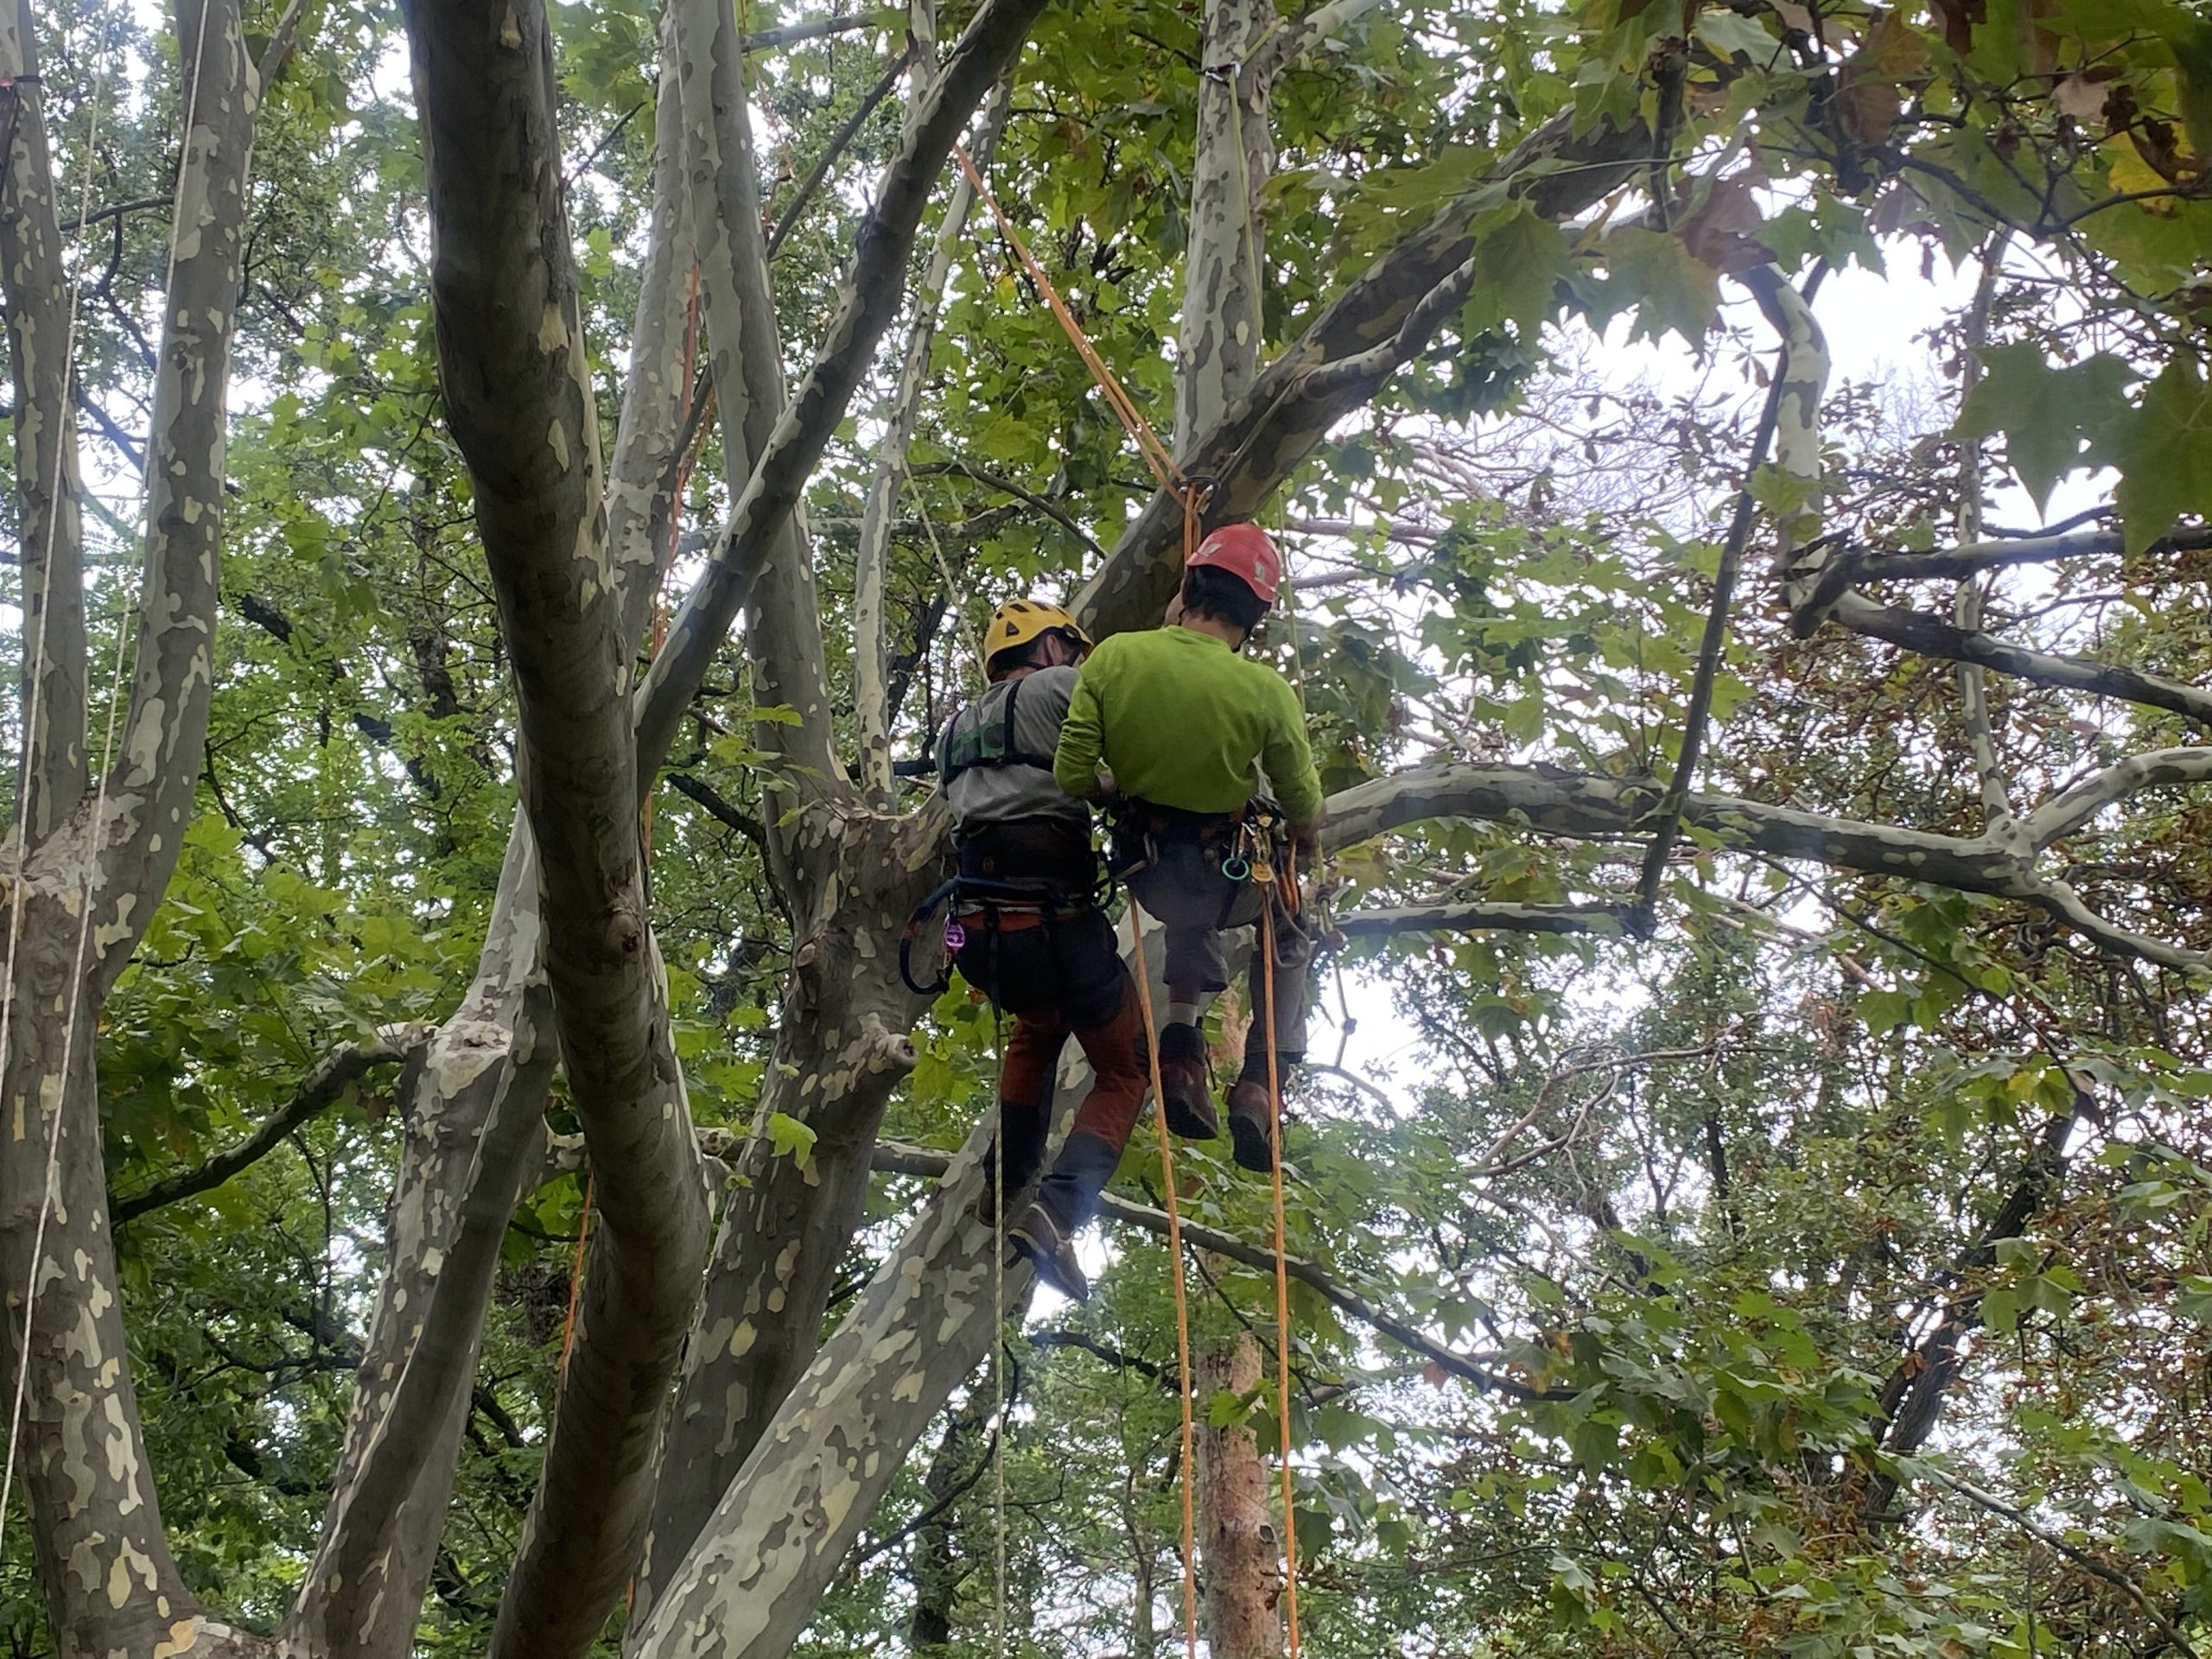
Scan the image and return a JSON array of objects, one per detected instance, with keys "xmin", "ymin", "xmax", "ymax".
[
  {"xmin": 633, "ymin": 0, "xmax": 1052, "ymax": 779},
  {"xmin": 674, "ymin": 0, "xmax": 841, "ymax": 806},
  {"xmin": 92, "ymin": 0, "xmax": 260, "ymax": 990},
  {"xmin": 627, "ymin": 1113, "xmax": 1033, "ymax": 1659},
  {"xmin": 1077, "ymin": 109, "xmax": 1651, "ymax": 641},
  {"xmin": 0, "ymin": 0, "xmax": 89, "ymax": 844},
  {"xmin": 0, "ymin": 0, "xmax": 264, "ymax": 1649},
  {"xmin": 289, "ymin": 39, "xmax": 698, "ymax": 1655},
  {"xmin": 1197, "ymin": 1332, "xmax": 1278, "ymax": 1659},
  {"xmin": 1175, "ymin": 0, "xmax": 1274, "ymax": 448},
  {"xmin": 399, "ymin": 2, "xmax": 711, "ymax": 1654}
]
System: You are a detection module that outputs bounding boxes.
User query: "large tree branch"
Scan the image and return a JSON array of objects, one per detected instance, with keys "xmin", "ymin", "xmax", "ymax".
[
  {"xmin": 873, "ymin": 1139, "xmax": 1559, "ymax": 1399},
  {"xmin": 91, "ymin": 0, "xmax": 261, "ymax": 992},
  {"xmin": 674, "ymin": 0, "xmax": 845, "ymax": 836},
  {"xmin": 112, "ymin": 1027, "xmax": 426, "ymax": 1224},
  {"xmin": 1825, "ymin": 591, "xmax": 2212, "ymax": 728},
  {"xmin": 0, "ymin": 5, "xmax": 90, "ymax": 846},
  {"xmin": 1072, "ymin": 107, "xmax": 1651, "ymax": 641},
  {"xmin": 603, "ymin": 29, "xmax": 698, "ymax": 647},
  {"xmin": 636, "ymin": 0, "xmax": 1087, "ymax": 782},
  {"xmin": 1320, "ymin": 762, "xmax": 2212, "ymax": 971},
  {"xmin": 398, "ymin": 5, "xmax": 710, "ymax": 1656},
  {"xmin": 1334, "ymin": 901, "xmax": 1631, "ymax": 939},
  {"xmin": 1851, "ymin": 525, "xmax": 2212, "ymax": 583}
]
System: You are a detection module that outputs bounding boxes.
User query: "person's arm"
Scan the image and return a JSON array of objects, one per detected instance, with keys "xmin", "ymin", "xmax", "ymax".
[
  {"xmin": 1261, "ymin": 674, "xmax": 1325, "ymax": 836},
  {"xmin": 1053, "ymin": 651, "xmax": 1109, "ymax": 798}
]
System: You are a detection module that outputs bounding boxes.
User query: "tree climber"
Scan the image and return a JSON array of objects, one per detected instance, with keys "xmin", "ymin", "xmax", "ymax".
[
  {"xmin": 937, "ymin": 598, "xmax": 1166, "ymax": 1302},
  {"xmin": 1052, "ymin": 523, "xmax": 1323, "ymax": 1173}
]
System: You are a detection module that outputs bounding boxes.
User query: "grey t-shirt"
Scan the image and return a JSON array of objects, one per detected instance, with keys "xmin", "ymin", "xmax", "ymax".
[{"xmin": 937, "ymin": 665, "xmax": 1089, "ymax": 829}]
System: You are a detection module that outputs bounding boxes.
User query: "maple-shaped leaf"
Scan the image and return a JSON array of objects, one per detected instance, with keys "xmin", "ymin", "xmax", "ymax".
[
  {"xmin": 1956, "ymin": 343, "xmax": 2131, "ymax": 512},
  {"xmin": 2104, "ymin": 361, "xmax": 2212, "ymax": 556},
  {"xmin": 1834, "ymin": 9, "xmax": 1932, "ymax": 144},
  {"xmin": 1599, "ymin": 228, "xmax": 1723, "ymax": 346}
]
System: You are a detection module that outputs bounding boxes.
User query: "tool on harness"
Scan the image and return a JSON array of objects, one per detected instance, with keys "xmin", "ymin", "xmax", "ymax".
[
  {"xmin": 1220, "ymin": 855, "xmax": 1250, "ymax": 882},
  {"xmin": 898, "ymin": 867, "xmax": 1114, "ymax": 997}
]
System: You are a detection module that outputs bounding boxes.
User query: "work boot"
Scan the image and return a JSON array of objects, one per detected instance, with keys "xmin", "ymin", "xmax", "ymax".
[
  {"xmin": 1156, "ymin": 1023, "xmax": 1218, "ymax": 1140},
  {"xmin": 1224, "ymin": 1077, "xmax": 1279, "ymax": 1174},
  {"xmin": 973, "ymin": 1128, "xmax": 1046, "ymax": 1229},
  {"xmin": 1007, "ymin": 1203, "xmax": 1090, "ymax": 1302}
]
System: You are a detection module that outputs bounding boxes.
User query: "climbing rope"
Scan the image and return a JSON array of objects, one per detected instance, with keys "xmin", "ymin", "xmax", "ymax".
[
  {"xmin": 989, "ymin": 960, "xmax": 1009, "ymax": 1659},
  {"xmin": 1125, "ymin": 898, "xmax": 1203, "ymax": 1656},
  {"xmin": 951, "ymin": 143, "xmax": 1210, "ymax": 568},
  {"xmin": 0, "ymin": 0, "xmax": 175, "ymax": 1558},
  {"xmin": 1257, "ymin": 889, "xmax": 1303, "ymax": 1659}
]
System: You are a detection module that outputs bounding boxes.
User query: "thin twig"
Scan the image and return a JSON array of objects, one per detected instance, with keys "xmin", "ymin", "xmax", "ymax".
[
  {"xmin": 1916, "ymin": 1464, "xmax": 2199, "ymax": 1658},
  {"xmin": 1631, "ymin": 308, "xmax": 1795, "ymax": 931},
  {"xmin": 764, "ymin": 46, "xmax": 914, "ymax": 261}
]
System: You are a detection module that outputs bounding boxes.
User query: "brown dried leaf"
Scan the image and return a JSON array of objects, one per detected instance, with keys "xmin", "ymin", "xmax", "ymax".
[
  {"xmin": 1770, "ymin": 0, "xmax": 1815, "ymax": 35},
  {"xmin": 1681, "ymin": 175, "xmax": 1777, "ymax": 273},
  {"xmin": 2052, "ymin": 75, "xmax": 2107, "ymax": 125},
  {"xmin": 1834, "ymin": 10, "xmax": 1930, "ymax": 144},
  {"xmin": 1930, "ymin": 0, "xmax": 1983, "ymax": 54}
]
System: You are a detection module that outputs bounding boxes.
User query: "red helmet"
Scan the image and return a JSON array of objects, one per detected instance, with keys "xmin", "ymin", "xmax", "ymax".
[{"xmin": 1185, "ymin": 522, "xmax": 1281, "ymax": 604}]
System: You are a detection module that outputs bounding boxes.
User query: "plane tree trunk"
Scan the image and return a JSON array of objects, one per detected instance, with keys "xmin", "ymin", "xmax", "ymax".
[
  {"xmin": 1197, "ymin": 1332, "xmax": 1279, "ymax": 1659},
  {"xmin": 0, "ymin": 0, "xmax": 271, "ymax": 1650}
]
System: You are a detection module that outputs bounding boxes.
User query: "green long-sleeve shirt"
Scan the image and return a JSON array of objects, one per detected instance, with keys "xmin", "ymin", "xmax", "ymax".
[{"xmin": 1053, "ymin": 626, "xmax": 1324, "ymax": 827}]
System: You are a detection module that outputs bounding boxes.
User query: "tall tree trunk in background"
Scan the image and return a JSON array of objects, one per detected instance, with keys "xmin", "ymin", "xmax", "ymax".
[
  {"xmin": 1175, "ymin": 0, "xmax": 1274, "ymax": 449},
  {"xmin": 907, "ymin": 1403, "xmax": 985, "ymax": 1650},
  {"xmin": 1197, "ymin": 1332, "xmax": 1279, "ymax": 1657},
  {"xmin": 285, "ymin": 30, "xmax": 698, "ymax": 1658},
  {"xmin": 0, "ymin": 0, "xmax": 268, "ymax": 1649}
]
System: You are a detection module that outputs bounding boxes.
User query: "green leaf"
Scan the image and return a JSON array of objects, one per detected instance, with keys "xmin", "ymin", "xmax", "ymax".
[
  {"xmin": 1464, "ymin": 201, "xmax": 1570, "ymax": 340},
  {"xmin": 1955, "ymin": 344, "xmax": 2132, "ymax": 512},
  {"xmin": 765, "ymin": 1111, "xmax": 817, "ymax": 1162},
  {"xmin": 1596, "ymin": 229, "xmax": 1721, "ymax": 346},
  {"xmin": 2105, "ymin": 361, "xmax": 2212, "ymax": 556}
]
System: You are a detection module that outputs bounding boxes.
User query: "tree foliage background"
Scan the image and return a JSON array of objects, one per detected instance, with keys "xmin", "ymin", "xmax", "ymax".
[{"xmin": 4, "ymin": 0, "xmax": 2212, "ymax": 1655}]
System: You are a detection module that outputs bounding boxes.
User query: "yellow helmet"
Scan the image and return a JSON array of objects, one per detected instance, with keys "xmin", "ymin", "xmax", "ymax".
[{"xmin": 983, "ymin": 598, "xmax": 1090, "ymax": 670}]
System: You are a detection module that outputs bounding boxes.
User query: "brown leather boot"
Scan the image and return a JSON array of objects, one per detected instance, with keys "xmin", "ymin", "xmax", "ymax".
[
  {"xmin": 1224, "ymin": 1078, "xmax": 1278, "ymax": 1173},
  {"xmin": 1007, "ymin": 1203, "xmax": 1090, "ymax": 1302},
  {"xmin": 1156, "ymin": 1022, "xmax": 1219, "ymax": 1140}
]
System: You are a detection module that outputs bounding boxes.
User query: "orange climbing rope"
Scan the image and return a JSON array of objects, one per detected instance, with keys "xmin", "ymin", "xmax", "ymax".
[
  {"xmin": 1126, "ymin": 897, "xmax": 1203, "ymax": 1656},
  {"xmin": 952, "ymin": 143, "xmax": 1209, "ymax": 564},
  {"xmin": 1259, "ymin": 885, "xmax": 1303, "ymax": 1659}
]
